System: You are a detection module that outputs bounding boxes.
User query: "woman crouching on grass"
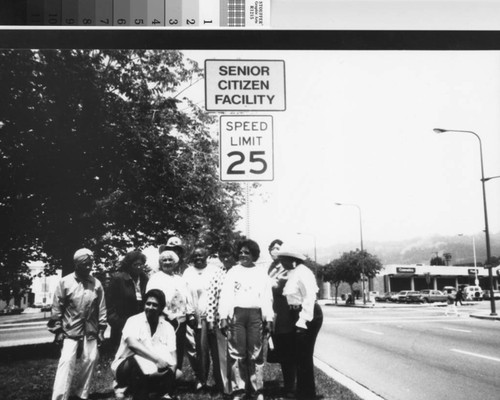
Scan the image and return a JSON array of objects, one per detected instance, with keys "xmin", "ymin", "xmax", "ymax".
[{"xmin": 276, "ymin": 244, "xmax": 323, "ymax": 400}]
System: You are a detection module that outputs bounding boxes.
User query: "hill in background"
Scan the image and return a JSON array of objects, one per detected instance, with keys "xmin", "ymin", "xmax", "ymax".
[{"xmin": 318, "ymin": 232, "xmax": 500, "ymax": 266}]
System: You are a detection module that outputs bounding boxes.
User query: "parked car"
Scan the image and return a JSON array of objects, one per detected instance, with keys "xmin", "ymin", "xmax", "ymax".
[
  {"xmin": 402, "ymin": 291, "xmax": 424, "ymax": 303},
  {"xmin": 418, "ymin": 289, "xmax": 449, "ymax": 303},
  {"xmin": 375, "ymin": 291, "xmax": 398, "ymax": 302},
  {"xmin": 483, "ymin": 289, "xmax": 500, "ymax": 300},
  {"xmin": 442, "ymin": 286, "xmax": 457, "ymax": 295},
  {"xmin": 395, "ymin": 290, "xmax": 415, "ymax": 303},
  {"xmin": 40, "ymin": 304, "xmax": 52, "ymax": 312},
  {"xmin": 1, "ymin": 305, "xmax": 24, "ymax": 315},
  {"xmin": 461, "ymin": 285, "xmax": 483, "ymax": 301}
]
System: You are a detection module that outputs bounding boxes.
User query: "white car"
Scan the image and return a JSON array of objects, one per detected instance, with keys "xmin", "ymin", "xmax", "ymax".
[{"xmin": 461, "ymin": 285, "xmax": 483, "ymax": 301}]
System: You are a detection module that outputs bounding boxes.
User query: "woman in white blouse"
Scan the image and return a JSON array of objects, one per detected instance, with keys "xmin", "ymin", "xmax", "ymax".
[
  {"xmin": 218, "ymin": 239, "xmax": 274, "ymax": 400},
  {"xmin": 146, "ymin": 249, "xmax": 192, "ymax": 378},
  {"xmin": 276, "ymin": 245, "xmax": 323, "ymax": 400}
]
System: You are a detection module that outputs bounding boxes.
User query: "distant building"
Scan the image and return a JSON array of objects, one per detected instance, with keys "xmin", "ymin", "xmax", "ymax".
[
  {"xmin": 374, "ymin": 264, "xmax": 499, "ymax": 293},
  {"xmin": 28, "ymin": 262, "xmax": 61, "ymax": 306},
  {"xmin": 320, "ymin": 264, "xmax": 500, "ymax": 300}
]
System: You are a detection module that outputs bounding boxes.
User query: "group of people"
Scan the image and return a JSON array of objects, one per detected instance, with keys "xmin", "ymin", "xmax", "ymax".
[{"xmin": 47, "ymin": 237, "xmax": 323, "ymax": 400}]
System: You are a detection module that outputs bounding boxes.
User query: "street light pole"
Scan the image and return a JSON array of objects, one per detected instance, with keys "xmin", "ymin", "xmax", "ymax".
[
  {"xmin": 434, "ymin": 128, "xmax": 496, "ymax": 315},
  {"xmin": 335, "ymin": 202, "xmax": 366, "ymax": 304},
  {"xmin": 459, "ymin": 234, "xmax": 478, "ymax": 286}
]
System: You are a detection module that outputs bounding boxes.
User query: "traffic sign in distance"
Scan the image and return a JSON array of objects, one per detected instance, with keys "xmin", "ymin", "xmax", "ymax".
[{"xmin": 219, "ymin": 115, "xmax": 274, "ymax": 181}]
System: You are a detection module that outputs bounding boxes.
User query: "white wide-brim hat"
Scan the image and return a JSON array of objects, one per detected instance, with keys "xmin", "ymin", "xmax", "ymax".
[{"xmin": 276, "ymin": 244, "xmax": 307, "ymax": 261}]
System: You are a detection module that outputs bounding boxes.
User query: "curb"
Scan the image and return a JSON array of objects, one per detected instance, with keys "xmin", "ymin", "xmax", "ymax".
[
  {"xmin": 314, "ymin": 357, "xmax": 385, "ymax": 400},
  {"xmin": 469, "ymin": 314, "xmax": 500, "ymax": 321}
]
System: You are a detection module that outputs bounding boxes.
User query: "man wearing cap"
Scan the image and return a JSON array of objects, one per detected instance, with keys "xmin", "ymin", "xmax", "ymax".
[{"xmin": 48, "ymin": 248, "xmax": 107, "ymax": 400}]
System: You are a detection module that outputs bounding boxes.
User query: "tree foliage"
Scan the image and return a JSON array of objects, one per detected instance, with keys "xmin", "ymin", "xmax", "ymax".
[
  {"xmin": 430, "ymin": 255, "xmax": 446, "ymax": 266},
  {"xmin": 321, "ymin": 250, "xmax": 383, "ymax": 303},
  {"xmin": 0, "ymin": 49, "xmax": 244, "ymax": 279}
]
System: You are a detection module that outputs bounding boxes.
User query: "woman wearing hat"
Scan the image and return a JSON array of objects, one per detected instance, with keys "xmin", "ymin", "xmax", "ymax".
[
  {"xmin": 277, "ymin": 245, "xmax": 323, "ymax": 400},
  {"xmin": 267, "ymin": 239, "xmax": 296, "ymax": 398},
  {"xmin": 147, "ymin": 249, "xmax": 193, "ymax": 378}
]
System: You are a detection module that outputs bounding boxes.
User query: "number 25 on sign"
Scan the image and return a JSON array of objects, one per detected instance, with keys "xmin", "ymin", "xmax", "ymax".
[{"xmin": 219, "ymin": 115, "xmax": 274, "ymax": 181}]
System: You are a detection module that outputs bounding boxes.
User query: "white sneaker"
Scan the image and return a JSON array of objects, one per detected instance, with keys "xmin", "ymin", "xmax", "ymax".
[{"xmin": 114, "ymin": 387, "xmax": 127, "ymax": 400}]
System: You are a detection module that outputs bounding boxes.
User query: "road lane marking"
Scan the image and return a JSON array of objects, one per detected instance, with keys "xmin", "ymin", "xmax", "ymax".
[
  {"xmin": 443, "ymin": 327, "xmax": 472, "ymax": 333},
  {"xmin": 0, "ymin": 337, "xmax": 53, "ymax": 348},
  {"xmin": 0, "ymin": 321, "xmax": 48, "ymax": 328},
  {"xmin": 361, "ymin": 329, "xmax": 384, "ymax": 335},
  {"xmin": 451, "ymin": 349, "xmax": 500, "ymax": 363},
  {"xmin": 0, "ymin": 325, "xmax": 48, "ymax": 331}
]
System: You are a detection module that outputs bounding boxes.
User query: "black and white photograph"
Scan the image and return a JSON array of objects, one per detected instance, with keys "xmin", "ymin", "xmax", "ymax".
[{"xmin": 0, "ymin": 27, "xmax": 500, "ymax": 400}]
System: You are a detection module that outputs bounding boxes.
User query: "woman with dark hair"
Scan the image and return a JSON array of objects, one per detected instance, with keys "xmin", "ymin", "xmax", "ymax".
[
  {"xmin": 106, "ymin": 251, "xmax": 149, "ymax": 350},
  {"xmin": 276, "ymin": 244, "xmax": 323, "ymax": 400},
  {"xmin": 218, "ymin": 239, "xmax": 273, "ymax": 400},
  {"xmin": 267, "ymin": 239, "xmax": 297, "ymax": 398}
]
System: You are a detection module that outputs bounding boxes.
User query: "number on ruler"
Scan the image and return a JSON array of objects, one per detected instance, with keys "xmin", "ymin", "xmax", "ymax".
[{"xmin": 168, "ymin": 19, "xmax": 178, "ymax": 25}]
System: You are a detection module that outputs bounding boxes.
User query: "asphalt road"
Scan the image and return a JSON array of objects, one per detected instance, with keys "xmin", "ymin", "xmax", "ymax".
[
  {"xmin": 0, "ymin": 311, "xmax": 53, "ymax": 347},
  {"xmin": 315, "ymin": 301, "xmax": 500, "ymax": 400}
]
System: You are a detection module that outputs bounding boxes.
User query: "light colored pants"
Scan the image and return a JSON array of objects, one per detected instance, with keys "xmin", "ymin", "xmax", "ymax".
[
  {"xmin": 228, "ymin": 307, "xmax": 264, "ymax": 394},
  {"xmin": 52, "ymin": 336, "xmax": 99, "ymax": 400},
  {"xmin": 208, "ymin": 327, "xmax": 231, "ymax": 394}
]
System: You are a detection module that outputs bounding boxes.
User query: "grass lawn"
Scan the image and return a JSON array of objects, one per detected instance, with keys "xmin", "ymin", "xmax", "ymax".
[{"xmin": 0, "ymin": 342, "xmax": 362, "ymax": 400}]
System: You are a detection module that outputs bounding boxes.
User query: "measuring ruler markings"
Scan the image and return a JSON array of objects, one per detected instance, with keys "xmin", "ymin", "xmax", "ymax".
[{"xmin": 5, "ymin": 0, "xmax": 270, "ymax": 26}]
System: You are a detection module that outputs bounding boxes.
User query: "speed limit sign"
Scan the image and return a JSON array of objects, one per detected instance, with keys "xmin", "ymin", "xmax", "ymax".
[{"xmin": 219, "ymin": 115, "xmax": 274, "ymax": 181}]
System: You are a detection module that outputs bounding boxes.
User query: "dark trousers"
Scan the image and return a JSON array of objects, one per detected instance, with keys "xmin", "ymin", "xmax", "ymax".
[
  {"xmin": 167, "ymin": 319, "xmax": 187, "ymax": 370},
  {"xmin": 291, "ymin": 303, "xmax": 323, "ymax": 400},
  {"xmin": 272, "ymin": 332, "xmax": 297, "ymax": 393},
  {"xmin": 116, "ymin": 356, "xmax": 175, "ymax": 400}
]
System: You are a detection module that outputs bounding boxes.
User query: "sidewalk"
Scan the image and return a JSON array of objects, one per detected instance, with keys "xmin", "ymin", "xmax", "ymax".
[{"xmin": 319, "ymin": 299, "xmax": 500, "ymax": 321}]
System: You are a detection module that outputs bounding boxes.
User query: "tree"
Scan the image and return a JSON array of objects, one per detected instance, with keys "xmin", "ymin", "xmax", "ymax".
[
  {"xmin": 430, "ymin": 254, "xmax": 446, "ymax": 266},
  {"xmin": 443, "ymin": 252, "xmax": 452, "ymax": 266},
  {"xmin": 320, "ymin": 261, "xmax": 343, "ymax": 304},
  {"xmin": 322, "ymin": 250, "xmax": 383, "ymax": 304},
  {"xmin": 0, "ymin": 49, "xmax": 244, "ymax": 280},
  {"xmin": 0, "ymin": 249, "xmax": 32, "ymax": 306}
]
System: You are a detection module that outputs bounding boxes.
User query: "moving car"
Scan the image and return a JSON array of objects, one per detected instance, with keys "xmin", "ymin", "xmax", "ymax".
[{"xmin": 418, "ymin": 289, "xmax": 448, "ymax": 303}]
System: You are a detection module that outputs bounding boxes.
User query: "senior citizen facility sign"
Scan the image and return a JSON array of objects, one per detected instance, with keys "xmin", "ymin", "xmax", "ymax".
[
  {"xmin": 219, "ymin": 115, "xmax": 274, "ymax": 181},
  {"xmin": 205, "ymin": 59, "xmax": 286, "ymax": 111}
]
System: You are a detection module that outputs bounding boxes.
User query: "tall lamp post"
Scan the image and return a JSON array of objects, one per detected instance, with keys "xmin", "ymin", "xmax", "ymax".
[
  {"xmin": 458, "ymin": 234, "xmax": 478, "ymax": 286},
  {"xmin": 434, "ymin": 128, "xmax": 496, "ymax": 315},
  {"xmin": 335, "ymin": 202, "xmax": 367, "ymax": 304}
]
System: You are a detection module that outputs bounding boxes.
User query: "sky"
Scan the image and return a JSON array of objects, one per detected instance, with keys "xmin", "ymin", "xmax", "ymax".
[{"xmin": 178, "ymin": 50, "xmax": 500, "ymax": 262}]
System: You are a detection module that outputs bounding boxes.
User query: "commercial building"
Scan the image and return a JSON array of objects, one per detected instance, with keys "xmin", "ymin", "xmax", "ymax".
[{"xmin": 372, "ymin": 264, "xmax": 500, "ymax": 294}]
